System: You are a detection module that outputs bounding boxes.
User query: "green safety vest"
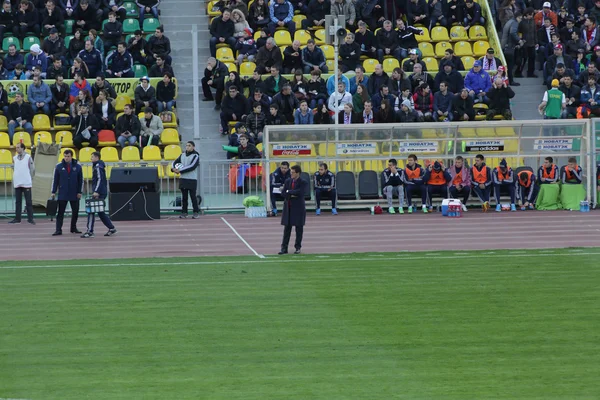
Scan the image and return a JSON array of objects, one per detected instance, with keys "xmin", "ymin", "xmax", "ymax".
[{"xmin": 545, "ymin": 88, "xmax": 563, "ymax": 119}]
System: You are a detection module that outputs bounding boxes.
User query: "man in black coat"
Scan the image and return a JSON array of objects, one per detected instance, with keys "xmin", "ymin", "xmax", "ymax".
[
  {"xmin": 339, "ymin": 32, "xmax": 361, "ymax": 72},
  {"xmin": 201, "ymin": 57, "xmax": 229, "ymax": 109},
  {"xmin": 220, "ymin": 85, "xmax": 249, "ymax": 133},
  {"xmin": 279, "ymin": 165, "xmax": 307, "ymax": 255},
  {"xmin": 486, "ymin": 78, "xmax": 515, "ymax": 120},
  {"xmin": 209, "ymin": 9, "xmax": 236, "ymax": 57},
  {"xmin": 72, "ymin": 103, "xmax": 100, "ymax": 148}
]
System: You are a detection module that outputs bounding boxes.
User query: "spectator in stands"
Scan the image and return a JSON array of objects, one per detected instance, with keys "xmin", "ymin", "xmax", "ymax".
[
  {"xmin": 268, "ymin": 0, "xmax": 295, "ymax": 36},
  {"xmin": 235, "ymin": 28, "xmax": 257, "ymax": 66},
  {"xmin": 396, "ymin": 20, "xmax": 421, "ymax": 59},
  {"xmin": 402, "ymin": 49, "xmax": 425, "ymax": 73},
  {"xmin": 68, "ymin": 29, "xmax": 85, "ymax": 62},
  {"xmin": 78, "ymin": 40, "xmax": 103, "ymax": 78},
  {"xmin": 516, "ymin": 170, "xmax": 538, "ymax": 210},
  {"xmin": 282, "ymin": 40, "xmax": 303, "ymax": 74},
  {"xmin": 127, "ymin": 30, "xmax": 148, "ymax": 65},
  {"xmin": 407, "ymin": 0, "xmax": 429, "ymax": 27},
  {"xmin": 534, "ymin": 2, "xmax": 557, "ymax": 27},
  {"xmin": 413, "ymin": 83, "xmax": 433, "ymax": 121},
  {"xmin": 441, "ymin": 50, "xmax": 465, "ymax": 72},
  {"xmin": 548, "ymin": 63, "xmax": 575, "ymax": 89},
  {"xmin": 338, "ymin": 102, "xmax": 357, "ymax": 124},
  {"xmin": 447, "ymin": 156, "xmax": 471, "ymax": 208},
  {"xmin": 93, "ymin": 89, "xmax": 116, "ymax": 129},
  {"xmin": 0, "ymin": 59, "xmax": 6, "ymax": 81},
  {"xmin": 4, "ymin": 45, "xmax": 24, "ymax": 73},
  {"xmin": 147, "ymin": 26, "xmax": 172, "ymax": 66},
  {"xmin": 272, "ymin": 84, "xmax": 298, "ymax": 123},
  {"xmin": 501, "ymin": 11, "xmax": 521, "ymax": 85},
  {"xmin": 7, "ymin": 92, "xmax": 33, "ymax": 142},
  {"xmin": 91, "ymin": 74, "xmax": 117, "ymax": 99},
  {"xmin": 464, "ymin": 0, "xmax": 485, "ymax": 29},
  {"xmin": 0, "ymin": 1, "xmax": 14, "ymax": 40},
  {"xmin": 434, "ymin": 63, "xmax": 463, "ymax": 93},
  {"xmin": 72, "ymin": 103, "xmax": 99, "ymax": 148},
  {"xmin": 249, "ymin": 0, "xmax": 270, "ymax": 31},
  {"xmin": 366, "ymin": 64, "xmax": 390, "ymax": 96},
  {"xmin": 247, "ymin": 102, "xmax": 266, "ymax": 142},
  {"xmin": 70, "ymin": 89, "xmax": 93, "ymax": 117},
  {"xmin": 232, "ymin": 9, "xmax": 250, "ymax": 40},
  {"xmin": 105, "ymin": 42, "xmax": 134, "ymax": 78},
  {"xmin": 545, "ymin": 45, "xmax": 574, "ymax": 84},
  {"xmin": 314, "ymin": 102, "xmax": 331, "ymax": 124},
  {"xmin": 326, "ymin": 65, "xmax": 350, "ymax": 95},
  {"xmin": 74, "ymin": 0, "xmax": 100, "ymax": 31},
  {"xmin": 136, "ymin": 0, "xmax": 158, "ymax": 25},
  {"xmin": 134, "ymin": 76, "xmax": 157, "ymax": 113},
  {"xmin": 381, "ymin": 159, "xmax": 404, "ymax": 214},
  {"xmin": 201, "ymin": 57, "xmax": 228, "ymax": 110},
  {"xmin": 306, "ymin": 70, "xmax": 327, "ymax": 108},
  {"xmin": 234, "ymin": 133, "xmax": 261, "ymax": 160},
  {"xmin": 470, "ymin": 154, "xmax": 491, "ymax": 211},
  {"xmin": 50, "ymin": 74, "xmax": 70, "ymax": 115},
  {"xmin": 102, "ymin": 11, "xmax": 123, "ymax": 53},
  {"xmin": 302, "ymin": 39, "xmax": 327, "ymax": 74},
  {"xmin": 102, "ymin": 0, "xmax": 126, "ymax": 20},
  {"xmin": 539, "ymin": 78, "xmax": 566, "ymax": 118},
  {"xmin": 42, "ymin": 28, "xmax": 67, "ymax": 65},
  {"xmin": 255, "ymin": 27, "xmax": 268, "ymax": 48},
  {"xmin": 0, "ymin": 83, "xmax": 7, "ymax": 115},
  {"xmin": 220, "ymin": 85, "xmax": 249, "ymax": 133},
  {"xmin": 538, "ymin": 156, "xmax": 559, "ymax": 184},
  {"xmin": 433, "ymin": 81, "xmax": 453, "ymax": 121},
  {"xmin": 263, "ymin": 65, "xmax": 288, "ymax": 97},
  {"xmin": 479, "ymin": 48, "xmax": 502, "ymax": 72},
  {"xmin": 360, "ymin": 99, "xmax": 375, "ymax": 123},
  {"xmin": 339, "ymin": 33, "xmax": 361, "ymax": 73},
  {"xmin": 517, "ymin": 8, "xmax": 537, "ymax": 77},
  {"xmin": 115, "ymin": 103, "xmax": 141, "ymax": 147},
  {"xmin": 395, "ymin": 88, "xmax": 413, "ymax": 112},
  {"xmin": 138, "ymin": 106, "xmax": 162, "ymax": 146},
  {"xmin": 465, "ymin": 61, "xmax": 491, "ymax": 104},
  {"xmin": 47, "ymin": 58, "xmax": 67, "ymax": 80},
  {"xmin": 537, "ymin": 18, "xmax": 556, "ymax": 63},
  {"xmin": 87, "ymin": 28, "xmax": 105, "ymax": 61},
  {"xmin": 376, "ymin": 20, "xmax": 401, "ymax": 62},
  {"xmin": 256, "ymin": 37, "xmax": 283, "ymax": 74},
  {"xmin": 314, "ymin": 163, "xmax": 337, "ymax": 215},
  {"xmin": 561, "ymin": 157, "xmax": 582, "ymax": 184},
  {"xmin": 156, "ymin": 73, "xmax": 176, "ymax": 113},
  {"xmin": 331, "ymin": 0, "xmax": 355, "ymax": 29},
  {"xmin": 578, "ymin": 62, "xmax": 600, "ymax": 86},
  {"xmin": 266, "ymin": 103, "xmax": 286, "ymax": 125},
  {"xmin": 354, "ymin": 20, "xmax": 377, "ymax": 60},
  {"xmin": 409, "ymin": 63, "xmax": 433, "ymax": 91},
  {"xmin": 14, "ymin": 0, "xmax": 39, "ymax": 39},
  {"xmin": 227, "ymin": 0, "xmax": 249, "ymax": 15},
  {"xmin": 486, "ymin": 77, "xmax": 515, "ymax": 120},
  {"xmin": 559, "ymin": 75, "xmax": 580, "ymax": 118},
  {"xmin": 27, "ymin": 76, "xmax": 52, "ymax": 114},
  {"xmin": 447, "ymin": 0, "xmax": 464, "ymax": 27},
  {"xmin": 376, "ymin": 99, "xmax": 395, "ymax": 123},
  {"xmin": 560, "ymin": 17, "xmax": 576, "ymax": 42},
  {"xmin": 371, "ymin": 84, "xmax": 394, "ymax": 112},
  {"xmin": 492, "ymin": 158, "xmax": 516, "ymax": 211},
  {"xmin": 404, "ymin": 154, "xmax": 427, "ymax": 213},
  {"xmin": 291, "ymin": 71, "xmax": 308, "ymax": 100},
  {"xmin": 452, "ymin": 88, "xmax": 475, "ymax": 121},
  {"xmin": 303, "ymin": 0, "xmax": 329, "ymax": 30},
  {"xmin": 69, "ymin": 72, "xmax": 91, "ymax": 102},
  {"xmin": 269, "ymin": 161, "xmax": 290, "ymax": 216},
  {"xmin": 429, "ymin": 0, "xmax": 446, "ymax": 30},
  {"xmin": 328, "ymin": 81, "xmax": 352, "ymax": 114},
  {"xmin": 25, "ymin": 44, "xmax": 48, "ymax": 78},
  {"xmin": 250, "ymin": 86, "xmax": 270, "ymax": 111},
  {"xmin": 388, "ymin": 68, "xmax": 411, "ymax": 97},
  {"xmin": 9, "ymin": 63, "xmax": 27, "ymax": 80},
  {"xmin": 356, "ymin": 0, "xmax": 383, "ymax": 30},
  {"xmin": 353, "ymin": 84, "xmax": 369, "ymax": 114},
  {"xmin": 349, "ymin": 66, "xmax": 368, "ymax": 94},
  {"xmin": 424, "ymin": 161, "xmax": 450, "ymax": 211},
  {"xmin": 41, "ymin": 0, "xmax": 64, "ymax": 36}
]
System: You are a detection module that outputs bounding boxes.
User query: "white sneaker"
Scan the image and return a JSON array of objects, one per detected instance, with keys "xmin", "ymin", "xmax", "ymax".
[{"xmin": 461, "ymin": 204, "xmax": 468, "ymax": 212}]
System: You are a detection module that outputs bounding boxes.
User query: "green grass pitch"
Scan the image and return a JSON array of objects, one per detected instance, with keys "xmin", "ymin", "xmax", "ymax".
[{"xmin": 1, "ymin": 249, "xmax": 599, "ymax": 400}]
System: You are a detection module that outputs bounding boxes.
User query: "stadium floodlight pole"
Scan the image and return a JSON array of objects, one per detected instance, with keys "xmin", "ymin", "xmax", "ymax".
[{"xmin": 192, "ymin": 24, "xmax": 200, "ymax": 140}]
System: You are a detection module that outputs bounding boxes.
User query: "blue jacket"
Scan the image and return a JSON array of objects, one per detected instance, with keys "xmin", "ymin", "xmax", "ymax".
[
  {"xmin": 4, "ymin": 53, "xmax": 24, "ymax": 71},
  {"xmin": 301, "ymin": 47, "xmax": 326, "ymax": 69},
  {"xmin": 270, "ymin": 1, "xmax": 293, "ymax": 23},
  {"xmin": 106, "ymin": 50, "xmax": 134, "ymax": 75},
  {"xmin": 7, "ymin": 70, "xmax": 27, "ymax": 80},
  {"xmin": 92, "ymin": 160, "xmax": 108, "ymax": 196},
  {"xmin": 27, "ymin": 81, "xmax": 52, "ymax": 104},
  {"xmin": 294, "ymin": 108, "xmax": 314, "ymax": 124},
  {"xmin": 52, "ymin": 159, "xmax": 84, "ymax": 201},
  {"xmin": 580, "ymin": 84, "xmax": 600, "ymax": 106},
  {"xmin": 270, "ymin": 167, "xmax": 291, "ymax": 191},
  {"xmin": 78, "ymin": 48, "xmax": 104, "ymax": 78},
  {"xmin": 464, "ymin": 67, "xmax": 491, "ymax": 94},
  {"xmin": 25, "ymin": 52, "xmax": 49, "ymax": 73}
]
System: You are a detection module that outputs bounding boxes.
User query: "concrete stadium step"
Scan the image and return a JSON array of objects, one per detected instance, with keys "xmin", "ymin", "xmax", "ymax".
[{"xmin": 511, "ymin": 75, "xmax": 545, "ymax": 121}]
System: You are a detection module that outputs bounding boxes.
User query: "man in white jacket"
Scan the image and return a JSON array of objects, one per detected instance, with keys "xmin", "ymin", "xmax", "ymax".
[
  {"xmin": 327, "ymin": 82, "xmax": 352, "ymax": 114},
  {"xmin": 9, "ymin": 143, "xmax": 35, "ymax": 225}
]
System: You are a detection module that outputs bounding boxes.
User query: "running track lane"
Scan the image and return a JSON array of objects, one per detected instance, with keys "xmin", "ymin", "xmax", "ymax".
[{"xmin": 1, "ymin": 211, "xmax": 599, "ymax": 261}]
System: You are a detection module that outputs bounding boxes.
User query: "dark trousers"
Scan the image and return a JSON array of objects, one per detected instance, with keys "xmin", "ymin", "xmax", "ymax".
[
  {"xmin": 56, "ymin": 199, "xmax": 80, "ymax": 232},
  {"xmin": 141, "ymin": 134, "xmax": 160, "ymax": 147},
  {"xmin": 494, "ymin": 182, "xmax": 516, "ymax": 204},
  {"xmin": 282, "ymin": 224, "xmax": 303, "ymax": 251},
  {"xmin": 517, "ymin": 184, "xmax": 539, "ymax": 204},
  {"xmin": 86, "ymin": 197, "xmax": 114, "ymax": 233},
  {"xmin": 426, "ymin": 184, "xmax": 448, "ymax": 207},
  {"xmin": 270, "ymin": 192, "xmax": 284, "ymax": 210},
  {"xmin": 449, "ymin": 185, "xmax": 470, "ymax": 204},
  {"xmin": 473, "ymin": 185, "xmax": 491, "ymax": 202},
  {"xmin": 405, "ymin": 183, "xmax": 427, "ymax": 206},
  {"xmin": 209, "ymin": 36, "xmax": 237, "ymax": 57},
  {"xmin": 505, "ymin": 49, "xmax": 515, "ymax": 84},
  {"xmin": 486, "ymin": 108, "xmax": 512, "ymax": 120},
  {"xmin": 315, "ymin": 188, "xmax": 336, "ymax": 208},
  {"xmin": 518, "ymin": 46, "xmax": 535, "ymax": 76},
  {"xmin": 14, "ymin": 187, "xmax": 34, "ymax": 222},
  {"xmin": 74, "ymin": 133, "xmax": 98, "ymax": 148},
  {"xmin": 201, "ymin": 76, "xmax": 225, "ymax": 105},
  {"xmin": 180, "ymin": 189, "xmax": 199, "ymax": 214}
]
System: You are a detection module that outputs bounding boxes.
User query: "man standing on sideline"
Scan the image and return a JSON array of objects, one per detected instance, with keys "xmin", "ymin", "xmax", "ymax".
[
  {"xmin": 81, "ymin": 152, "xmax": 117, "ymax": 238},
  {"xmin": 269, "ymin": 161, "xmax": 290, "ymax": 216},
  {"xmin": 314, "ymin": 162, "xmax": 337, "ymax": 215},
  {"xmin": 381, "ymin": 158, "xmax": 405, "ymax": 214},
  {"xmin": 51, "ymin": 149, "xmax": 83, "ymax": 236},
  {"xmin": 279, "ymin": 165, "xmax": 307, "ymax": 255},
  {"xmin": 171, "ymin": 141, "xmax": 200, "ymax": 219},
  {"xmin": 9, "ymin": 142, "xmax": 35, "ymax": 225}
]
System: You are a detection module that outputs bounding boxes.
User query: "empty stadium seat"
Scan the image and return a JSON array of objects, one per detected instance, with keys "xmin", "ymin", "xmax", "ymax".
[
  {"xmin": 317, "ymin": 143, "xmax": 336, "ymax": 156},
  {"xmin": 431, "ymin": 26, "xmax": 450, "ymax": 41},
  {"xmin": 133, "ymin": 64, "xmax": 148, "ymax": 77},
  {"xmin": 239, "ymin": 61, "xmax": 256, "ymax": 76},
  {"xmin": 294, "ymin": 29, "xmax": 311, "ymax": 45},
  {"xmin": 65, "ymin": 19, "xmax": 75, "ymax": 34},
  {"xmin": 143, "ymin": 17, "xmax": 160, "ymax": 33},
  {"xmin": 435, "ymin": 42, "xmax": 452, "ymax": 57},
  {"xmin": 100, "ymin": 146, "xmax": 119, "ymax": 162},
  {"xmin": 115, "ymin": 95, "xmax": 132, "ymax": 112},
  {"xmin": 32, "ymin": 114, "xmax": 51, "ymax": 131},
  {"xmin": 422, "ymin": 57, "xmax": 439, "ymax": 71},
  {"xmin": 449, "ymin": 26, "xmax": 468, "ymax": 41},
  {"xmin": 274, "ymin": 30, "xmax": 292, "ymax": 46},
  {"xmin": 225, "ymin": 62, "xmax": 237, "ymax": 73},
  {"xmin": 461, "ymin": 56, "xmax": 475, "ymax": 69},
  {"xmin": 382, "ymin": 58, "xmax": 399, "ymax": 73},
  {"xmin": 55, "ymin": 131, "xmax": 74, "ymax": 146},
  {"xmin": 336, "ymin": 171, "xmax": 356, "ymax": 200},
  {"xmin": 292, "ymin": 14, "xmax": 306, "ymax": 27},
  {"xmin": 98, "ymin": 130, "xmax": 117, "ymax": 147},
  {"xmin": 12, "ymin": 132, "xmax": 31, "ymax": 147},
  {"xmin": 216, "ymin": 47, "xmax": 234, "ymax": 62},
  {"xmin": 53, "ymin": 114, "xmax": 72, "ymax": 130},
  {"xmin": 0, "ymin": 132, "xmax": 10, "ymax": 148},
  {"xmin": 160, "ymin": 128, "xmax": 179, "ymax": 145},
  {"xmin": 363, "ymin": 159, "xmax": 384, "ymax": 172},
  {"xmin": 142, "ymin": 145, "xmax": 161, "ymax": 161},
  {"xmin": 358, "ymin": 170, "xmax": 379, "ymax": 199},
  {"xmin": 454, "ymin": 41, "xmax": 473, "ymax": 57},
  {"xmin": 0, "ymin": 115, "xmax": 7, "ymax": 131},
  {"xmin": 363, "ymin": 58, "xmax": 377, "ymax": 73},
  {"xmin": 326, "ymin": 59, "xmax": 335, "ymax": 71},
  {"xmin": 321, "ymin": 44, "xmax": 334, "ymax": 60},
  {"xmin": 123, "ymin": 18, "xmax": 141, "ymax": 33},
  {"xmin": 473, "ymin": 40, "xmax": 490, "ymax": 57},
  {"xmin": 33, "ymin": 131, "xmax": 52, "ymax": 145},
  {"xmin": 469, "ymin": 25, "xmax": 488, "ymax": 40},
  {"xmin": 122, "ymin": 146, "xmax": 141, "ymax": 162},
  {"xmin": 164, "ymin": 144, "xmax": 181, "ymax": 178},
  {"xmin": 22, "ymin": 36, "xmax": 40, "ymax": 51},
  {"xmin": 314, "ymin": 29, "xmax": 326, "ymax": 45},
  {"xmin": 415, "ymin": 27, "xmax": 430, "ymax": 42},
  {"xmin": 418, "ymin": 42, "xmax": 435, "ymax": 57},
  {"xmin": 0, "ymin": 149, "xmax": 13, "ymax": 182}
]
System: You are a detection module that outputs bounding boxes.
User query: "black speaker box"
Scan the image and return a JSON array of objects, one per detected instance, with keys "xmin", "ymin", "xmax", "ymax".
[
  {"xmin": 109, "ymin": 167, "xmax": 160, "ymax": 193},
  {"xmin": 110, "ymin": 192, "xmax": 161, "ymax": 221}
]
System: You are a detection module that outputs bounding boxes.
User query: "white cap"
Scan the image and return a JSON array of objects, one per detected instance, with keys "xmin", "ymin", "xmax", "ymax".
[
  {"xmin": 543, "ymin": 1, "xmax": 551, "ymax": 7},
  {"xmin": 30, "ymin": 44, "xmax": 41, "ymax": 54}
]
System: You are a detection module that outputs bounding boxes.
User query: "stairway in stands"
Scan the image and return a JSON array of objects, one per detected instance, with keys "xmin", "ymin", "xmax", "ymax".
[{"xmin": 510, "ymin": 76, "xmax": 545, "ymax": 121}]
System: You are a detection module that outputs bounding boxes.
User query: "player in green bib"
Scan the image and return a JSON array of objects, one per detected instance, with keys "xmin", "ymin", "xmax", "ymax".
[{"xmin": 538, "ymin": 79, "xmax": 566, "ymax": 119}]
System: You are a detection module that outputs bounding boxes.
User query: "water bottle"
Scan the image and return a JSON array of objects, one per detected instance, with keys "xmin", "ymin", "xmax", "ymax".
[{"xmin": 370, "ymin": 206, "xmax": 374, "ymax": 215}]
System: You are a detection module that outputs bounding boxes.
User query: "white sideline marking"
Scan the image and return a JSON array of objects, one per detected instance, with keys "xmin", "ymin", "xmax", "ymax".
[
  {"xmin": 1, "ymin": 250, "xmax": 600, "ymax": 270},
  {"xmin": 221, "ymin": 217, "xmax": 265, "ymax": 259}
]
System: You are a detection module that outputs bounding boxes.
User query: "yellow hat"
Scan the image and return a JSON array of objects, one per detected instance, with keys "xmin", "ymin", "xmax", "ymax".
[{"xmin": 551, "ymin": 79, "xmax": 560, "ymax": 87}]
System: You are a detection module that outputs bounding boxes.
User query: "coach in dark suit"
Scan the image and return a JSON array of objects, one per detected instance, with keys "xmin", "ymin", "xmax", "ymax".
[{"xmin": 279, "ymin": 165, "xmax": 307, "ymax": 255}]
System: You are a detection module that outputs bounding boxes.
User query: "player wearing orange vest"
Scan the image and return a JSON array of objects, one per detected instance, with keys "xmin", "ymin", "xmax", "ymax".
[
  {"xmin": 470, "ymin": 154, "xmax": 492, "ymax": 211},
  {"xmin": 447, "ymin": 156, "xmax": 471, "ymax": 210},
  {"xmin": 424, "ymin": 161, "xmax": 451, "ymax": 210},
  {"xmin": 560, "ymin": 157, "xmax": 583, "ymax": 184},
  {"xmin": 537, "ymin": 156, "xmax": 559, "ymax": 184},
  {"xmin": 516, "ymin": 170, "xmax": 538, "ymax": 210},
  {"xmin": 492, "ymin": 158, "xmax": 516, "ymax": 212},
  {"xmin": 404, "ymin": 154, "xmax": 428, "ymax": 213}
]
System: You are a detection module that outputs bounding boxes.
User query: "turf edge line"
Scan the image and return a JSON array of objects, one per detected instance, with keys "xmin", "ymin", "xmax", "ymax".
[{"xmin": 220, "ymin": 217, "xmax": 265, "ymax": 259}]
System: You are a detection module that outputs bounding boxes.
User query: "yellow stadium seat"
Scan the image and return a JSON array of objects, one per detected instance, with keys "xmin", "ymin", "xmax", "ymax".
[
  {"xmin": 239, "ymin": 61, "xmax": 256, "ymax": 76},
  {"xmin": 382, "ymin": 58, "xmax": 400, "ymax": 73},
  {"xmin": 122, "ymin": 146, "xmax": 141, "ymax": 162},
  {"xmin": 454, "ymin": 41, "xmax": 473, "ymax": 57},
  {"xmin": 115, "ymin": 95, "xmax": 132, "ymax": 112},
  {"xmin": 473, "ymin": 40, "xmax": 490, "ymax": 57},
  {"xmin": 326, "ymin": 59, "xmax": 335, "ymax": 71},
  {"xmin": 294, "ymin": 29, "xmax": 311, "ymax": 45},
  {"xmin": 0, "ymin": 115, "xmax": 6, "ymax": 131},
  {"xmin": 321, "ymin": 44, "xmax": 334, "ymax": 60},
  {"xmin": 469, "ymin": 25, "xmax": 488, "ymax": 40},
  {"xmin": 449, "ymin": 26, "xmax": 468, "ymax": 41},
  {"xmin": 435, "ymin": 42, "xmax": 452, "ymax": 57},
  {"xmin": 317, "ymin": 143, "xmax": 336, "ymax": 156},
  {"xmin": 253, "ymin": 31, "xmax": 261, "ymax": 41},
  {"xmin": 314, "ymin": 28, "xmax": 326, "ymax": 45},
  {"xmin": 78, "ymin": 146, "xmax": 96, "ymax": 161},
  {"xmin": 363, "ymin": 159, "xmax": 384, "ymax": 172},
  {"xmin": 422, "ymin": 57, "xmax": 439, "ymax": 71},
  {"xmin": 164, "ymin": 144, "xmax": 182, "ymax": 160},
  {"xmin": 216, "ymin": 47, "xmax": 234, "ymax": 62},
  {"xmin": 207, "ymin": 0, "xmax": 221, "ymax": 16},
  {"xmin": 476, "ymin": 128, "xmax": 495, "ymax": 137},
  {"xmin": 33, "ymin": 131, "xmax": 52, "ymax": 145},
  {"xmin": 274, "ymin": 30, "xmax": 292, "ymax": 46},
  {"xmin": 53, "ymin": 114, "xmax": 71, "ymax": 130},
  {"xmin": 415, "ymin": 27, "xmax": 430, "ymax": 42},
  {"xmin": 160, "ymin": 112, "xmax": 178, "ymax": 129},
  {"xmin": 496, "ymin": 127, "xmax": 516, "ymax": 136},
  {"xmin": 12, "ymin": 132, "xmax": 31, "ymax": 147},
  {"xmin": 418, "ymin": 42, "xmax": 435, "ymax": 57},
  {"xmin": 0, "ymin": 132, "xmax": 10, "ymax": 148},
  {"xmin": 57, "ymin": 148, "xmax": 77, "ymax": 162},
  {"xmin": 143, "ymin": 145, "xmax": 162, "ymax": 161},
  {"xmin": 225, "ymin": 62, "xmax": 237, "ymax": 73},
  {"xmin": 363, "ymin": 58, "xmax": 378, "ymax": 73},
  {"xmin": 100, "ymin": 146, "xmax": 119, "ymax": 162},
  {"xmin": 292, "ymin": 14, "xmax": 306, "ymax": 27},
  {"xmin": 161, "ymin": 128, "xmax": 179, "ymax": 145},
  {"xmin": 458, "ymin": 127, "xmax": 476, "ymax": 138},
  {"xmin": 431, "ymin": 26, "xmax": 450, "ymax": 41},
  {"xmin": 32, "ymin": 114, "xmax": 51, "ymax": 131},
  {"xmin": 55, "ymin": 131, "xmax": 74, "ymax": 146},
  {"xmin": 461, "ymin": 56, "xmax": 475, "ymax": 69},
  {"xmin": 0, "ymin": 148, "xmax": 13, "ymax": 181}
]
